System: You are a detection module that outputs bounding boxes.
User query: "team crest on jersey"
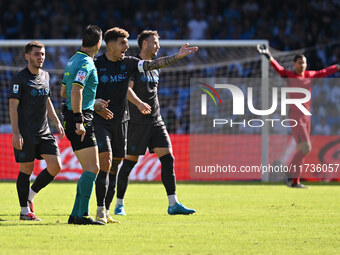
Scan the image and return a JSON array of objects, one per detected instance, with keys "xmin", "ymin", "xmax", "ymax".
[
  {"xmin": 100, "ymin": 74, "xmax": 109, "ymax": 83},
  {"xmin": 13, "ymin": 84, "xmax": 19, "ymax": 93},
  {"xmin": 75, "ymin": 70, "xmax": 87, "ymax": 83},
  {"xmin": 120, "ymin": 64, "xmax": 126, "ymax": 71}
]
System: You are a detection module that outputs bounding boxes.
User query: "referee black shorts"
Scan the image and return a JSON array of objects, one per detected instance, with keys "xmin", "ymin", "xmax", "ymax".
[
  {"xmin": 93, "ymin": 114, "xmax": 128, "ymax": 158},
  {"xmin": 14, "ymin": 134, "xmax": 60, "ymax": 163},
  {"xmin": 127, "ymin": 123, "xmax": 171, "ymax": 156},
  {"xmin": 64, "ymin": 109, "xmax": 97, "ymax": 151}
]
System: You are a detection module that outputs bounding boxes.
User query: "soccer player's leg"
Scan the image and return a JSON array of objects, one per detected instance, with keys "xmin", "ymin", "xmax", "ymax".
[
  {"xmin": 115, "ymin": 123, "xmax": 146, "ymax": 215},
  {"xmin": 73, "ymin": 146, "xmax": 104, "ymax": 225},
  {"xmin": 288, "ymin": 117, "xmax": 311, "ymax": 188},
  {"xmin": 103, "ymin": 121, "xmax": 128, "ymax": 217},
  {"xmin": 94, "ymin": 121, "xmax": 113, "ymax": 224},
  {"xmin": 15, "ymin": 140, "xmax": 41, "ymax": 221},
  {"xmin": 105, "ymin": 158, "xmax": 121, "ymax": 222},
  {"xmin": 18, "ymin": 162, "xmax": 41, "ymax": 221},
  {"xmin": 29, "ymin": 137, "xmax": 61, "ymax": 213},
  {"xmin": 65, "ymin": 111, "xmax": 104, "ymax": 225},
  {"xmin": 152, "ymin": 125, "xmax": 195, "ymax": 215}
]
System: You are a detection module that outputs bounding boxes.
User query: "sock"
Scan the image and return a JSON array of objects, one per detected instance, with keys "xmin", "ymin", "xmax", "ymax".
[
  {"xmin": 116, "ymin": 198, "xmax": 124, "ymax": 207},
  {"xmin": 116, "ymin": 159, "xmax": 136, "ymax": 200},
  {"xmin": 30, "ymin": 168, "xmax": 54, "ymax": 198},
  {"xmin": 95, "ymin": 170, "xmax": 108, "ymax": 207},
  {"xmin": 97, "ymin": 205, "xmax": 105, "ymax": 212},
  {"xmin": 159, "ymin": 154, "xmax": 176, "ymax": 196},
  {"xmin": 105, "ymin": 173, "xmax": 116, "ymax": 210},
  {"xmin": 28, "ymin": 188, "xmax": 37, "ymax": 202},
  {"xmin": 78, "ymin": 171, "xmax": 97, "ymax": 218},
  {"xmin": 16, "ymin": 172, "xmax": 30, "ymax": 207},
  {"xmin": 70, "ymin": 180, "xmax": 81, "ymax": 217},
  {"xmin": 21, "ymin": 207, "xmax": 30, "ymax": 215},
  {"xmin": 289, "ymin": 150, "xmax": 305, "ymax": 184},
  {"xmin": 168, "ymin": 194, "xmax": 179, "ymax": 207}
]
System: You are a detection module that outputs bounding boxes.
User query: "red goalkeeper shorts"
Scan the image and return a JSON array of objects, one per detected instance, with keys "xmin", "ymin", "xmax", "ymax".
[{"xmin": 290, "ymin": 115, "xmax": 311, "ymax": 144}]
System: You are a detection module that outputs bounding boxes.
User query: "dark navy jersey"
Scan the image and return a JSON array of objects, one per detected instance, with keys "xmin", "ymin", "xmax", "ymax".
[
  {"xmin": 9, "ymin": 67, "xmax": 51, "ymax": 137},
  {"xmin": 95, "ymin": 55, "xmax": 143, "ymax": 123},
  {"xmin": 129, "ymin": 55, "xmax": 163, "ymax": 125}
]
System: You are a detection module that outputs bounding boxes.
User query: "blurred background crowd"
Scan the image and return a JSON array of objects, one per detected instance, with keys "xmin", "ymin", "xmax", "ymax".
[{"xmin": 0, "ymin": 0, "xmax": 340, "ymax": 135}]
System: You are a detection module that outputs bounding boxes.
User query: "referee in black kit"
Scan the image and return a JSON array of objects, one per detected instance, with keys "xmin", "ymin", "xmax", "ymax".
[{"xmin": 9, "ymin": 41, "xmax": 65, "ymax": 221}]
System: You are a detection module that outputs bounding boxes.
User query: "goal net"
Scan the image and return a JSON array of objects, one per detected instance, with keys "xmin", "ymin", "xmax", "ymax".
[{"xmin": 0, "ymin": 40, "xmax": 338, "ymax": 181}]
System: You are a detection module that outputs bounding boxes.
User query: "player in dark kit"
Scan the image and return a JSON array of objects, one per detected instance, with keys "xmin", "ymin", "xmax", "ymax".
[
  {"xmin": 114, "ymin": 30, "xmax": 196, "ymax": 215},
  {"xmin": 257, "ymin": 44, "xmax": 340, "ymax": 188},
  {"xmin": 61, "ymin": 25, "xmax": 108, "ymax": 225},
  {"xmin": 94, "ymin": 27, "xmax": 198, "ymax": 222},
  {"xmin": 9, "ymin": 41, "xmax": 65, "ymax": 221}
]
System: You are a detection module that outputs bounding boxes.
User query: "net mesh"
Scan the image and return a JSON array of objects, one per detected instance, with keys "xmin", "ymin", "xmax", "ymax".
[{"xmin": 1, "ymin": 41, "xmax": 339, "ymax": 180}]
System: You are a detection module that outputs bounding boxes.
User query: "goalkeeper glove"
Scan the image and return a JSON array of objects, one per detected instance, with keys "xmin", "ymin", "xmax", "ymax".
[{"xmin": 257, "ymin": 44, "xmax": 272, "ymax": 59}]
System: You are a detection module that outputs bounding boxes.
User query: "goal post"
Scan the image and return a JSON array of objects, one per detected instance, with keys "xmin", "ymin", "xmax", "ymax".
[{"xmin": 0, "ymin": 39, "xmax": 271, "ymax": 181}]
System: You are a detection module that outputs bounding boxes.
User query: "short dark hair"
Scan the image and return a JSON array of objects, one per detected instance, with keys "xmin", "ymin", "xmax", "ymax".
[
  {"xmin": 104, "ymin": 27, "xmax": 129, "ymax": 44},
  {"xmin": 82, "ymin": 25, "xmax": 102, "ymax": 47},
  {"xmin": 25, "ymin": 41, "xmax": 44, "ymax": 54},
  {"xmin": 293, "ymin": 54, "xmax": 305, "ymax": 62},
  {"xmin": 137, "ymin": 30, "xmax": 159, "ymax": 48}
]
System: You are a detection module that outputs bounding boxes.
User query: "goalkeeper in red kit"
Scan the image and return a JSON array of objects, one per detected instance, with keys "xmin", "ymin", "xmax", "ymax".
[{"xmin": 258, "ymin": 44, "xmax": 340, "ymax": 188}]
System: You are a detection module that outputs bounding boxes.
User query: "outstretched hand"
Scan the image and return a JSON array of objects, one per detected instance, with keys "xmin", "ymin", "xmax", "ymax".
[
  {"xmin": 257, "ymin": 44, "xmax": 272, "ymax": 59},
  {"xmin": 177, "ymin": 43, "xmax": 199, "ymax": 59}
]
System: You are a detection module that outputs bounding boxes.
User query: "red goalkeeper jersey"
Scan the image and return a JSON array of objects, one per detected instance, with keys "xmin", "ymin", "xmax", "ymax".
[{"xmin": 270, "ymin": 58, "xmax": 338, "ymax": 118}]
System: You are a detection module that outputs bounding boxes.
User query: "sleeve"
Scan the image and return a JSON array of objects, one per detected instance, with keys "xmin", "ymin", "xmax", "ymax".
[
  {"xmin": 46, "ymin": 72, "xmax": 51, "ymax": 97},
  {"xmin": 9, "ymin": 75, "xmax": 22, "ymax": 100},
  {"xmin": 130, "ymin": 70, "xmax": 137, "ymax": 82},
  {"xmin": 72, "ymin": 60, "xmax": 91, "ymax": 88},
  {"xmin": 61, "ymin": 71, "xmax": 67, "ymax": 87},
  {"xmin": 270, "ymin": 58, "xmax": 288, "ymax": 77},
  {"xmin": 128, "ymin": 56, "xmax": 145, "ymax": 73},
  {"xmin": 309, "ymin": 65, "xmax": 339, "ymax": 78}
]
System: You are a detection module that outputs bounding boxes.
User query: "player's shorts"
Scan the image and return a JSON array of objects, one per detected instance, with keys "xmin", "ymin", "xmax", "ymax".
[
  {"xmin": 127, "ymin": 123, "xmax": 171, "ymax": 156},
  {"xmin": 93, "ymin": 114, "xmax": 128, "ymax": 158},
  {"xmin": 290, "ymin": 115, "xmax": 311, "ymax": 144},
  {"xmin": 14, "ymin": 134, "xmax": 59, "ymax": 163},
  {"xmin": 64, "ymin": 109, "xmax": 97, "ymax": 151}
]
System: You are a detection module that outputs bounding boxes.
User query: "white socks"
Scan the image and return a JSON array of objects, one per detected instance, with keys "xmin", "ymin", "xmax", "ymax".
[
  {"xmin": 28, "ymin": 188, "xmax": 37, "ymax": 202},
  {"xmin": 168, "ymin": 194, "xmax": 179, "ymax": 207},
  {"xmin": 116, "ymin": 198, "xmax": 124, "ymax": 207},
  {"xmin": 21, "ymin": 207, "xmax": 30, "ymax": 215}
]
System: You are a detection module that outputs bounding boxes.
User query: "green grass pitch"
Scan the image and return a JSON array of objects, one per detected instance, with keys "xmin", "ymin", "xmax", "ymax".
[{"xmin": 0, "ymin": 182, "xmax": 340, "ymax": 254}]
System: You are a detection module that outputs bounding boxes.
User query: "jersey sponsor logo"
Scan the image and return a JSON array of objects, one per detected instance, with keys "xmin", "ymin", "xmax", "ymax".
[
  {"xmin": 99, "ymin": 68, "xmax": 106, "ymax": 72},
  {"xmin": 67, "ymin": 61, "xmax": 73, "ymax": 66},
  {"xmin": 141, "ymin": 72, "xmax": 159, "ymax": 83},
  {"xmin": 30, "ymin": 88, "xmax": 50, "ymax": 97},
  {"xmin": 13, "ymin": 84, "xmax": 19, "ymax": 93},
  {"xmin": 75, "ymin": 70, "xmax": 88, "ymax": 83},
  {"xmin": 110, "ymin": 72, "xmax": 128, "ymax": 83}
]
